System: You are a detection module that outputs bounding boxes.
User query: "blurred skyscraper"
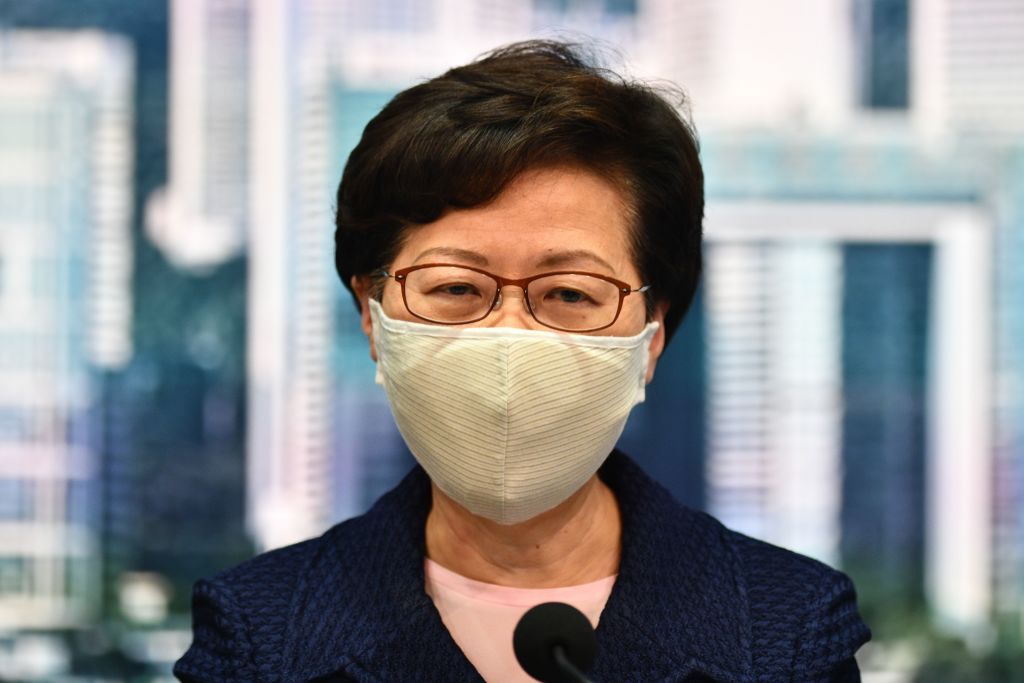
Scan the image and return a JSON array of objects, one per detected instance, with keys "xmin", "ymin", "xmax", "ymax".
[
  {"xmin": 246, "ymin": 0, "xmax": 335, "ymax": 550},
  {"xmin": 144, "ymin": 0, "xmax": 249, "ymax": 271},
  {"xmin": 841, "ymin": 244, "xmax": 931, "ymax": 616},
  {"xmin": 908, "ymin": 0, "xmax": 1024, "ymax": 634},
  {"xmin": 913, "ymin": 0, "xmax": 1024, "ymax": 140},
  {"xmin": 911, "ymin": 0, "xmax": 1024, "ymax": 635},
  {"xmin": 702, "ymin": 185, "xmax": 993, "ymax": 638},
  {"xmin": 653, "ymin": 0, "xmax": 1014, "ymax": 638},
  {"xmin": 0, "ymin": 29, "xmax": 133, "ymax": 628},
  {"xmin": 636, "ymin": 0, "xmax": 857, "ymax": 131},
  {"xmin": 705, "ymin": 242, "xmax": 843, "ymax": 566}
]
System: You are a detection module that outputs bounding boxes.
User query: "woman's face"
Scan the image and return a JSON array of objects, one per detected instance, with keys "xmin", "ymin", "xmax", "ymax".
[{"xmin": 356, "ymin": 165, "xmax": 667, "ymax": 381}]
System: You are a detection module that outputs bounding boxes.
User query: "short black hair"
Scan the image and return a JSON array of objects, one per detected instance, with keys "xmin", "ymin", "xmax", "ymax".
[{"xmin": 334, "ymin": 40, "xmax": 703, "ymax": 343}]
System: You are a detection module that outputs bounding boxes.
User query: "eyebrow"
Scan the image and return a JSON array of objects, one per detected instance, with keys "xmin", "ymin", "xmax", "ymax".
[
  {"xmin": 412, "ymin": 246, "xmax": 616, "ymax": 273},
  {"xmin": 536, "ymin": 249, "xmax": 616, "ymax": 273},
  {"xmin": 413, "ymin": 247, "xmax": 489, "ymax": 266}
]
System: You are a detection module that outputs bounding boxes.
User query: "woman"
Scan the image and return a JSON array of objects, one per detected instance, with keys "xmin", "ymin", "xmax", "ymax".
[{"xmin": 175, "ymin": 41, "xmax": 870, "ymax": 682}]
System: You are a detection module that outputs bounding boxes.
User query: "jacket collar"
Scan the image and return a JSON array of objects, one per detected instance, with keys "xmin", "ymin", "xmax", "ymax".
[
  {"xmin": 292, "ymin": 451, "xmax": 753, "ymax": 682},
  {"xmin": 591, "ymin": 453, "xmax": 753, "ymax": 682}
]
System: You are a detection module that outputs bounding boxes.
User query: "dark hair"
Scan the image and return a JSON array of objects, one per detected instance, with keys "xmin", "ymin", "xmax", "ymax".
[{"xmin": 334, "ymin": 40, "xmax": 703, "ymax": 343}]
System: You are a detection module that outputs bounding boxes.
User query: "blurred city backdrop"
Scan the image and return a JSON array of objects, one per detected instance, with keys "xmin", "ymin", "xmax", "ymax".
[{"xmin": 0, "ymin": 0, "xmax": 1022, "ymax": 680}]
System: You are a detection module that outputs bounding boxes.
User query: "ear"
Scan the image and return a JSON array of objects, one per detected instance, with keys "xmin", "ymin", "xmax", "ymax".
[
  {"xmin": 351, "ymin": 275, "xmax": 378, "ymax": 362},
  {"xmin": 644, "ymin": 300, "xmax": 670, "ymax": 384}
]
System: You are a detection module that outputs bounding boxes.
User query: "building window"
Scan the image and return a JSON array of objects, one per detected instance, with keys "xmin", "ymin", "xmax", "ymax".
[
  {"xmin": 0, "ymin": 479, "xmax": 30, "ymax": 520},
  {"xmin": 857, "ymin": 0, "xmax": 910, "ymax": 109},
  {"xmin": 0, "ymin": 557, "xmax": 28, "ymax": 595}
]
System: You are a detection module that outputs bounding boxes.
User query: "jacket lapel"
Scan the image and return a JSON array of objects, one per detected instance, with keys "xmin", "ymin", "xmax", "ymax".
[
  {"xmin": 289, "ymin": 451, "xmax": 753, "ymax": 682},
  {"xmin": 591, "ymin": 453, "xmax": 754, "ymax": 682},
  {"xmin": 288, "ymin": 465, "xmax": 482, "ymax": 682}
]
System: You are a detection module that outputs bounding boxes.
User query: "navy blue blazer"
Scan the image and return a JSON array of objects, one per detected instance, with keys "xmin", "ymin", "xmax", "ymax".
[{"xmin": 175, "ymin": 451, "xmax": 870, "ymax": 682}]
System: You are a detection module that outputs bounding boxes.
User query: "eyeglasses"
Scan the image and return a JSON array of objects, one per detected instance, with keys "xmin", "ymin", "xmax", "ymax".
[{"xmin": 378, "ymin": 263, "xmax": 650, "ymax": 333}]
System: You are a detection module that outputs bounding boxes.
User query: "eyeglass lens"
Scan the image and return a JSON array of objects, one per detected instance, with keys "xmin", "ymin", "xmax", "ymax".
[{"xmin": 401, "ymin": 265, "xmax": 623, "ymax": 331}]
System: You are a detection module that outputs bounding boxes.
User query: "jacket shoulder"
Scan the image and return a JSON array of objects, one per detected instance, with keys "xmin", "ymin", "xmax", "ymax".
[
  {"xmin": 172, "ymin": 535, "xmax": 326, "ymax": 682},
  {"xmin": 723, "ymin": 525, "xmax": 871, "ymax": 680},
  {"xmin": 173, "ymin": 518, "xmax": 371, "ymax": 682},
  {"xmin": 216, "ymin": 532, "xmax": 326, "ymax": 593},
  {"xmin": 175, "ymin": 466, "xmax": 432, "ymax": 682}
]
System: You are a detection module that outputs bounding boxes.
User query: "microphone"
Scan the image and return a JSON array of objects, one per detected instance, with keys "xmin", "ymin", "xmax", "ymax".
[{"xmin": 513, "ymin": 602, "xmax": 597, "ymax": 683}]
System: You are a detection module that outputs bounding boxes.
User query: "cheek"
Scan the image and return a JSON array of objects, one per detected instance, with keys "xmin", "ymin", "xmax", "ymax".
[
  {"xmin": 616, "ymin": 296, "xmax": 649, "ymax": 335},
  {"xmin": 380, "ymin": 282, "xmax": 410, "ymax": 319}
]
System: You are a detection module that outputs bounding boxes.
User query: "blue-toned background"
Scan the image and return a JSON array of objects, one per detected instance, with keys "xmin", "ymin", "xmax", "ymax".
[{"xmin": 1, "ymin": 0, "xmax": 1023, "ymax": 680}]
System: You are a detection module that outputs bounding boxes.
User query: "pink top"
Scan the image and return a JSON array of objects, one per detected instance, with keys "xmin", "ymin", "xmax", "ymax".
[{"xmin": 423, "ymin": 558, "xmax": 616, "ymax": 682}]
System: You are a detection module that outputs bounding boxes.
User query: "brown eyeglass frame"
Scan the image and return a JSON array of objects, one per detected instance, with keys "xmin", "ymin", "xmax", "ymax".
[{"xmin": 378, "ymin": 262, "xmax": 650, "ymax": 333}]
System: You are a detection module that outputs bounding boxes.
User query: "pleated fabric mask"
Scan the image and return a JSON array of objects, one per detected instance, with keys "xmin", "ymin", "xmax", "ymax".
[{"xmin": 369, "ymin": 299, "xmax": 658, "ymax": 525}]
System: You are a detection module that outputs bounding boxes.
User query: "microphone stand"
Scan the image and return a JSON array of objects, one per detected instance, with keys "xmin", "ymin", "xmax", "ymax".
[{"xmin": 552, "ymin": 645, "xmax": 595, "ymax": 683}]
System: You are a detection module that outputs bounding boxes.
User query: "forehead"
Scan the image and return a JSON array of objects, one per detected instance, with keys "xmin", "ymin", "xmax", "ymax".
[{"xmin": 392, "ymin": 166, "xmax": 637, "ymax": 276}]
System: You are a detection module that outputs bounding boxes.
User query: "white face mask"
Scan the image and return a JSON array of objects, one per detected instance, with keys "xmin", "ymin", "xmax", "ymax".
[{"xmin": 369, "ymin": 299, "xmax": 659, "ymax": 525}]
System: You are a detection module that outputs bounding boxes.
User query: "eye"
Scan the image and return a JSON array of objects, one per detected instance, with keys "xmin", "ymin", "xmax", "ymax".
[
  {"xmin": 547, "ymin": 288, "xmax": 590, "ymax": 304},
  {"xmin": 430, "ymin": 282, "xmax": 480, "ymax": 297}
]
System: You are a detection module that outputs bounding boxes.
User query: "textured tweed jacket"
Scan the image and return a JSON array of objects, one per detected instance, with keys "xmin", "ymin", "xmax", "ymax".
[{"xmin": 174, "ymin": 451, "xmax": 870, "ymax": 682}]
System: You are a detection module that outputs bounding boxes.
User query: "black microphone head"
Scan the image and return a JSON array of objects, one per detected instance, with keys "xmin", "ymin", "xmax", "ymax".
[{"xmin": 513, "ymin": 602, "xmax": 597, "ymax": 683}]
